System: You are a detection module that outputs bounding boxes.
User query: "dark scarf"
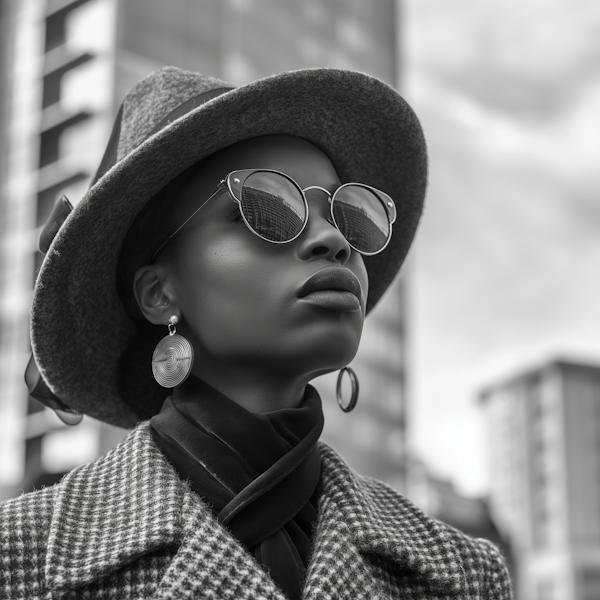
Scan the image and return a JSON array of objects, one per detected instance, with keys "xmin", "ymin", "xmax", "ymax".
[{"xmin": 150, "ymin": 376, "xmax": 324, "ymax": 600}]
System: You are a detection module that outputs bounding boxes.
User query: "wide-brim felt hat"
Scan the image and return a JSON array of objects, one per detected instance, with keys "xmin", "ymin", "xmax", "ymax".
[{"xmin": 30, "ymin": 66, "xmax": 427, "ymax": 428}]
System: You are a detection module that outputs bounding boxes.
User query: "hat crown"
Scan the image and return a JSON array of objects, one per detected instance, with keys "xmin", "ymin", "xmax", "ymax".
[{"xmin": 117, "ymin": 67, "xmax": 231, "ymax": 163}]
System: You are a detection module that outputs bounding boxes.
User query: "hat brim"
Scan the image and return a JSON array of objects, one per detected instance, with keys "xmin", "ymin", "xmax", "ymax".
[{"xmin": 31, "ymin": 68, "xmax": 427, "ymax": 427}]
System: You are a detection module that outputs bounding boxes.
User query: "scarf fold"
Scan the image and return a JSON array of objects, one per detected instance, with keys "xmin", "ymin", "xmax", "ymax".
[{"xmin": 150, "ymin": 376, "xmax": 324, "ymax": 600}]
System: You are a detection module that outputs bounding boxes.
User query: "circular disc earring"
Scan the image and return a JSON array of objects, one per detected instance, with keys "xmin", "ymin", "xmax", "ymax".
[
  {"xmin": 152, "ymin": 315, "xmax": 194, "ymax": 388},
  {"xmin": 336, "ymin": 366, "xmax": 359, "ymax": 412}
]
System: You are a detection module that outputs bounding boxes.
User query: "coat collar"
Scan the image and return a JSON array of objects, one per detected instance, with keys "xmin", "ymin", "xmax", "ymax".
[{"xmin": 46, "ymin": 423, "xmax": 467, "ymax": 597}]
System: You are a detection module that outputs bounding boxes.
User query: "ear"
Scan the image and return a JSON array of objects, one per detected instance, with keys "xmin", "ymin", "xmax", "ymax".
[{"xmin": 133, "ymin": 264, "xmax": 179, "ymax": 325}]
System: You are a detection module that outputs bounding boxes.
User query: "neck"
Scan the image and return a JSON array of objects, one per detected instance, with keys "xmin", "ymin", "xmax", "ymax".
[{"xmin": 190, "ymin": 362, "xmax": 313, "ymax": 413}]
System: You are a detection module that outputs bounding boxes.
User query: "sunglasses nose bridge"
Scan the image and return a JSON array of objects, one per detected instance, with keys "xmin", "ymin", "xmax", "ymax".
[
  {"xmin": 301, "ymin": 185, "xmax": 332, "ymax": 202},
  {"xmin": 302, "ymin": 186, "xmax": 337, "ymax": 229}
]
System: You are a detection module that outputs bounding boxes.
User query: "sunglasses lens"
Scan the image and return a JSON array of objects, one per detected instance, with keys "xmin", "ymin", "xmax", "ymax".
[
  {"xmin": 332, "ymin": 186, "xmax": 390, "ymax": 254},
  {"xmin": 240, "ymin": 172, "xmax": 306, "ymax": 242}
]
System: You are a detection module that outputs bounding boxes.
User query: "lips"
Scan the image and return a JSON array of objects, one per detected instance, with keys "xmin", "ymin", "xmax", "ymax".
[{"xmin": 298, "ymin": 267, "xmax": 362, "ymax": 301}]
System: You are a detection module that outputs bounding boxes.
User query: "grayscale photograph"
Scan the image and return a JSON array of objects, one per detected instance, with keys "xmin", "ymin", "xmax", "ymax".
[{"xmin": 0, "ymin": 1, "xmax": 598, "ymax": 599}]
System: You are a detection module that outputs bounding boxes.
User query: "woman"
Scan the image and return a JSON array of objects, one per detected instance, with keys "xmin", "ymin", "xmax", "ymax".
[{"xmin": 1, "ymin": 67, "xmax": 512, "ymax": 599}]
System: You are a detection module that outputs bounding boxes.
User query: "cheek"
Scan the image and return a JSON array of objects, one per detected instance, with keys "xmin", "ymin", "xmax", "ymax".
[
  {"xmin": 173, "ymin": 234, "xmax": 287, "ymax": 334},
  {"xmin": 168, "ymin": 225, "xmax": 368, "ymax": 364}
]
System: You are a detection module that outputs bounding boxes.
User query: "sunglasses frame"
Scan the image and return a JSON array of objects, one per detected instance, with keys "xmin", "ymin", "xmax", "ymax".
[
  {"xmin": 153, "ymin": 168, "xmax": 397, "ymax": 261},
  {"xmin": 226, "ymin": 168, "xmax": 397, "ymax": 256}
]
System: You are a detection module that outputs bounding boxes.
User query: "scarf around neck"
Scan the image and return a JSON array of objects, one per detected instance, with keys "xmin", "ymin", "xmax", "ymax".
[{"xmin": 149, "ymin": 376, "xmax": 324, "ymax": 600}]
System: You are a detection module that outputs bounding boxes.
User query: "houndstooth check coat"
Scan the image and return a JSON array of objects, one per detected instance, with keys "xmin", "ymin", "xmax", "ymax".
[{"xmin": 0, "ymin": 423, "xmax": 512, "ymax": 599}]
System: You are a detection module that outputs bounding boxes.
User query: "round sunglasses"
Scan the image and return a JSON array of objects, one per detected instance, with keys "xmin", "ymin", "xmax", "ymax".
[{"xmin": 153, "ymin": 169, "xmax": 397, "ymax": 259}]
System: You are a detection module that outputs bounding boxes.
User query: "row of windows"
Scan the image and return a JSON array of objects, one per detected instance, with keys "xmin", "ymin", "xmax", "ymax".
[{"xmin": 38, "ymin": 1, "xmax": 96, "ymax": 230}]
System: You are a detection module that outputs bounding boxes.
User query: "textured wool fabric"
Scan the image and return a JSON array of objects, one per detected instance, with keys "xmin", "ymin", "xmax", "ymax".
[
  {"xmin": 150, "ymin": 377, "xmax": 324, "ymax": 600},
  {"xmin": 30, "ymin": 66, "xmax": 428, "ymax": 428},
  {"xmin": 0, "ymin": 423, "xmax": 513, "ymax": 599}
]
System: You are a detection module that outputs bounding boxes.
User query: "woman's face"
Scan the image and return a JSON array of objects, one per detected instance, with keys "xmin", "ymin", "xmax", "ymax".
[{"xmin": 155, "ymin": 135, "xmax": 368, "ymax": 382}]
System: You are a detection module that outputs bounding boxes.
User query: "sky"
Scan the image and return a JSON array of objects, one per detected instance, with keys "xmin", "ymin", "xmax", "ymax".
[{"xmin": 404, "ymin": 0, "xmax": 600, "ymax": 495}]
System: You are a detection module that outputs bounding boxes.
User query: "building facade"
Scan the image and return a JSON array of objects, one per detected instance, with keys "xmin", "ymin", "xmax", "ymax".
[
  {"xmin": 480, "ymin": 359, "xmax": 600, "ymax": 600},
  {"xmin": 0, "ymin": 0, "xmax": 408, "ymax": 500}
]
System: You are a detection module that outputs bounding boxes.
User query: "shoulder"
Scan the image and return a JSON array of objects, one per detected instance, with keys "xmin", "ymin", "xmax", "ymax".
[
  {"xmin": 363, "ymin": 475, "xmax": 512, "ymax": 597},
  {"xmin": 427, "ymin": 509, "xmax": 513, "ymax": 598},
  {"xmin": 0, "ymin": 424, "xmax": 183, "ymax": 599},
  {"xmin": 318, "ymin": 442, "xmax": 513, "ymax": 598},
  {"xmin": 0, "ymin": 485, "xmax": 56, "ymax": 596},
  {"xmin": 0, "ymin": 483, "xmax": 55, "ymax": 539}
]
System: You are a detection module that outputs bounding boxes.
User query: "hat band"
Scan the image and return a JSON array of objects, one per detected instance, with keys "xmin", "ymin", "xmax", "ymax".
[{"xmin": 91, "ymin": 86, "xmax": 234, "ymax": 188}]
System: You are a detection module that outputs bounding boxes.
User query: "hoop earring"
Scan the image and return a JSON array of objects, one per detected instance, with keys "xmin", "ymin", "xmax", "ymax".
[
  {"xmin": 336, "ymin": 366, "xmax": 359, "ymax": 412},
  {"xmin": 152, "ymin": 315, "xmax": 194, "ymax": 388}
]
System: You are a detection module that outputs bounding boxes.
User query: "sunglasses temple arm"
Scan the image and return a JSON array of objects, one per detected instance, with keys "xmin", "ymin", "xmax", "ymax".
[{"xmin": 151, "ymin": 182, "xmax": 226, "ymax": 261}]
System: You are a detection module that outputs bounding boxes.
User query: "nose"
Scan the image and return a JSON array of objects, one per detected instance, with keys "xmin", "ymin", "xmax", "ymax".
[{"xmin": 296, "ymin": 189, "xmax": 352, "ymax": 264}]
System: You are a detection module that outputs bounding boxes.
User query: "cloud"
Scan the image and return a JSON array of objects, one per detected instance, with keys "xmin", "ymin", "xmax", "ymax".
[{"xmin": 407, "ymin": 0, "xmax": 600, "ymax": 117}]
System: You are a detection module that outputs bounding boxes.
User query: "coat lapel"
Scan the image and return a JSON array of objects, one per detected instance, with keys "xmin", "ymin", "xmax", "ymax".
[
  {"xmin": 45, "ymin": 423, "xmax": 185, "ymax": 593},
  {"xmin": 45, "ymin": 423, "xmax": 285, "ymax": 599},
  {"xmin": 304, "ymin": 444, "xmax": 468, "ymax": 598},
  {"xmin": 154, "ymin": 491, "xmax": 286, "ymax": 600}
]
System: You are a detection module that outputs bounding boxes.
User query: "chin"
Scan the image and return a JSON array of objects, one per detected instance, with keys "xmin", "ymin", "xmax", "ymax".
[
  {"xmin": 227, "ymin": 316, "xmax": 363, "ymax": 371},
  {"xmin": 303, "ymin": 328, "xmax": 361, "ymax": 371}
]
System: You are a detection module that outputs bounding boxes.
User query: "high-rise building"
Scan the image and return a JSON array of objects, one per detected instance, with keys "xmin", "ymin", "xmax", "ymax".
[
  {"xmin": 0, "ymin": 0, "xmax": 407, "ymax": 500},
  {"xmin": 480, "ymin": 359, "xmax": 600, "ymax": 600}
]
